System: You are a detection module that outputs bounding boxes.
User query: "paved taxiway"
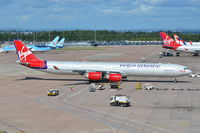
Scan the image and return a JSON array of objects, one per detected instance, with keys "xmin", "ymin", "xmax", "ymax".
[{"xmin": 0, "ymin": 45, "xmax": 200, "ymax": 133}]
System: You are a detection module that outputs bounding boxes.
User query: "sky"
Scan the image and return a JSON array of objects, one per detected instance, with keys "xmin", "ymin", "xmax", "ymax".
[{"xmin": 0, "ymin": 0, "xmax": 200, "ymax": 31}]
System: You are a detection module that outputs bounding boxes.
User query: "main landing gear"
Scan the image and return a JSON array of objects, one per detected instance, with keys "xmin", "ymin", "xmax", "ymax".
[
  {"xmin": 174, "ymin": 78, "xmax": 177, "ymax": 83},
  {"xmin": 193, "ymin": 53, "xmax": 199, "ymax": 56},
  {"xmin": 176, "ymin": 52, "xmax": 180, "ymax": 56}
]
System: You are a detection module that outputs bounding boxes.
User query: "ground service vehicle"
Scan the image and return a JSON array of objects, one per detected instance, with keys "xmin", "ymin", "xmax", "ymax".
[
  {"xmin": 188, "ymin": 73, "xmax": 200, "ymax": 78},
  {"xmin": 47, "ymin": 89, "xmax": 59, "ymax": 96},
  {"xmin": 89, "ymin": 83, "xmax": 97, "ymax": 92},
  {"xmin": 97, "ymin": 83, "xmax": 105, "ymax": 90},
  {"xmin": 110, "ymin": 81, "xmax": 121, "ymax": 89},
  {"xmin": 110, "ymin": 94, "xmax": 131, "ymax": 107},
  {"xmin": 143, "ymin": 83, "xmax": 155, "ymax": 90}
]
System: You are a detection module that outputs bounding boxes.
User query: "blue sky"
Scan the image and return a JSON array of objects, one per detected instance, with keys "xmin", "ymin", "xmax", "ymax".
[{"xmin": 0, "ymin": 0, "xmax": 200, "ymax": 30}]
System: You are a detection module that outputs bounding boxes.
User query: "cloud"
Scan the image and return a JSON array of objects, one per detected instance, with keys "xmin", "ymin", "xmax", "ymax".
[
  {"xmin": 0, "ymin": 0, "xmax": 199, "ymax": 30},
  {"xmin": 142, "ymin": 0, "xmax": 200, "ymax": 7},
  {"xmin": 20, "ymin": 15, "xmax": 31, "ymax": 22}
]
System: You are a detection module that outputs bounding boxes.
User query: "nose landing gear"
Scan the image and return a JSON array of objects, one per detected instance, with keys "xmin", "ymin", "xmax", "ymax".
[{"xmin": 174, "ymin": 78, "xmax": 177, "ymax": 83}]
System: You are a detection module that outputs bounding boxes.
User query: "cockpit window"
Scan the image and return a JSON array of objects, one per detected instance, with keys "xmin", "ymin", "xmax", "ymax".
[{"xmin": 184, "ymin": 68, "xmax": 189, "ymax": 70}]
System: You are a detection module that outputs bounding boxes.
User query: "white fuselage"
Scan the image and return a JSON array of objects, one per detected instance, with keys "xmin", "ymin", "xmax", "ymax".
[
  {"xmin": 176, "ymin": 45, "xmax": 200, "ymax": 53},
  {"xmin": 190, "ymin": 42, "xmax": 200, "ymax": 45},
  {"xmin": 182, "ymin": 42, "xmax": 200, "ymax": 45},
  {"xmin": 34, "ymin": 61, "xmax": 191, "ymax": 77}
]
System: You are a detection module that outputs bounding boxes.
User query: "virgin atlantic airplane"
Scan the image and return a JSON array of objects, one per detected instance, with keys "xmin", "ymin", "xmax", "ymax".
[
  {"xmin": 14, "ymin": 40, "xmax": 192, "ymax": 82},
  {"xmin": 160, "ymin": 32, "xmax": 200, "ymax": 56}
]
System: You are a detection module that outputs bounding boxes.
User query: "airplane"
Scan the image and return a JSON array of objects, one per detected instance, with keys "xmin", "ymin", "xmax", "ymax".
[
  {"xmin": 160, "ymin": 32, "xmax": 200, "ymax": 56},
  {"xmin": 56, "ymin": 38, "xmax": 65, "ymax": 48},
  {"xmin": 190, "ymin": 41, "xmax": 200, "ymax": 45},
  {"xmin": 29, "ymin": 36, "xmax": 64, "ymax": 52},
  {"xmin": 0, "ymin": 45, "xmax": 16, "ymax": 53},
  {"xmin": 44, "ymin": 36, "xmax": 60, "ymax": 47},
  {"xmin": 0, "ymin": 36, "xmax": 60, "ymax": 53},
  {"xmin": 174, "ymin": 34, "xmax": 200, "ymax": 46},
  {"xmin": 174, "ymin": 34, "xmax": 188, "ymax": 46},
  {"xmin": 13, "ymin": 40, "xmax": 192, "ymax": 83}
]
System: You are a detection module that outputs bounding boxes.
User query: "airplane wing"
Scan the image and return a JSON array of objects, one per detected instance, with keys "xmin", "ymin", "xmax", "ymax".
[
  {"xmin": 72, "ymin": 69, "xmax": 125, "ymax": 76},
  {"xmin": 0, "ymin": 48, "xmax": 3, "ymax": 52}
]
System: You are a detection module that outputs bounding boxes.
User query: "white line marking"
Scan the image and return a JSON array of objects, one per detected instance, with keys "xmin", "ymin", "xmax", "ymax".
[
  {"xmin": 64, "ymin": 87, "xmax": 88, "ymax": 101},
  {"xmin": 62, "ymin": 84, "xmax": 175, "ymax": 133}
]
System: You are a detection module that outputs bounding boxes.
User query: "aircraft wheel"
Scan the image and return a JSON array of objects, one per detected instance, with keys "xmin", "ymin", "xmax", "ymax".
[{"xmin": 193, "ymin": 53, "xmax": 199, "ymax": 56}]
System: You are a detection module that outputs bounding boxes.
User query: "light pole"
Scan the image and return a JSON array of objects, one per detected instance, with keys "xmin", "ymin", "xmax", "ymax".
[
  {"xmin": 49, "ymin": 31, "xmax": 51, "ymax": 42},
  {"xmin": 94, "ymin": 25, "xmax": 97, "ymax": 42}
]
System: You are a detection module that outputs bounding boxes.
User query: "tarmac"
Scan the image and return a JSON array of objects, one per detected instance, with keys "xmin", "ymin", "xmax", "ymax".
[{"xmin": 0, "ymin": 45, "xmax": 200, "ymax": 133}]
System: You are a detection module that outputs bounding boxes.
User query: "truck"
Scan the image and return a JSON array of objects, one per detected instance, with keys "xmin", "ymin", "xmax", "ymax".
[
  {"xmin": 188, "ymin": 73, "xmax": 200, "ymax": 78},
  {"xmin": 143, "ymin": 83, "xmax": 155, "ymax": 90},
  {"xmin": 47, "ymin": 89, "xmax": 59, "ymax": 96},
  {"xmin": 110, "ymin": 81, "xmax": 121, "ymax": 89},
  {"xmin": 89, "ymin": 83, "xmax": 106, "ymax": 92},
  {"xmin": 97, "ymin": 83, "xmax": 105, "ymax": 90},
  {"xmin": 110, "ymin": 94, "xmax": 131, "ymax": 107},
  {"xmin": 89, "ymin": 83, "xmax": 97, "ymax": 92}
]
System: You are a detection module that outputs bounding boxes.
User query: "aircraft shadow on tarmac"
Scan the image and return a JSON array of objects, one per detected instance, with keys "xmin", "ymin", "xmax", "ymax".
[
  {"xmin": 123, "ymin": 79, "xmax": 190, "ymax": 83},
  {"xmin": 18, "ymin": 77, "xmax": 90, "ymax": 86},
  {"xmin": 18, "ymin": 76, "xmax": 190, "ymax": 84}
]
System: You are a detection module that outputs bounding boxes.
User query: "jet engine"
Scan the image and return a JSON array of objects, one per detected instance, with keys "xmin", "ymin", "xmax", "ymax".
[
  {"xmin": 85, "ymin": 72, "xmax": 102, "ymax": 81},
  {"xmin": 107, "ymin": 73, "xmax": 122, "ymax": 82}
]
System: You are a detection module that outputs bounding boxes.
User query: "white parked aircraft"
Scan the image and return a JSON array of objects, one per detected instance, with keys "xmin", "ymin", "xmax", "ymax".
[
  {"xmin": 14, "ymin": 40, "xmax": 192, "ymax": 82},
  {"xmin": 160, "ymin": 32, "xmax": 200, "ymax": 56},
  {"xmin": 174, "ymin": 34, "xmax": 200, "ymax": 46}
]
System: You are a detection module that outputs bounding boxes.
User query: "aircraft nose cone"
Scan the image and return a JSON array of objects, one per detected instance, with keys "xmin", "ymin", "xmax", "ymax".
[{"xmin": 186, "ymin": 69, "xmax": 192, "ymax": 75}]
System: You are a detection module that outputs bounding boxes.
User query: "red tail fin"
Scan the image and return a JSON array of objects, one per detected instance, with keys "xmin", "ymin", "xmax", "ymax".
[
  {"xmin": 160, "ymin": 32, "xmax": 181, "ymax": 47},
  {"xmin": 14, "ymin": 40, "xmax": 47, "ymax": 69},
  {"xmin": 173, "ymin": 34, "xmax": 179, "ymax": 42}
]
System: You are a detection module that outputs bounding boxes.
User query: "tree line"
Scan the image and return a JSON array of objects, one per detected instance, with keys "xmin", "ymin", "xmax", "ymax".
[{"xmin": 0, "ymin": 30, "xmax": 200, "ymax": 42}]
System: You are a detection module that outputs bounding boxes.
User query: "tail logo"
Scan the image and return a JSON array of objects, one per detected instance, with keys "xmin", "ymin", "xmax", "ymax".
[
  {"xmin": 18, "ymin": 46, "xmax": 32, "ymax": 61},
  {"xmin": 164, "ymin": 36, "xmax": 173, "ymax": 45},
  {"xmin": 52, "ymin": 42, "xmax": 58, "ymax": 45}
]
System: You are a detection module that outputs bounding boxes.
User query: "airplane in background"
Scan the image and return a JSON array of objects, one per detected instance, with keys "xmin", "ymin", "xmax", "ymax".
[
  {"xmin": 174, "ymin": 34, "xmax": 188, "ymax": 46},
  {"xmin": 30, "ymin": 37, "xmax": 65, "ymax": 51},
  {"xmin": 160, "ymin": 32, "xmax": 200, "ymax": 56},
  {"xmin": 56, "ymin": 38, "xmax": 65, "ymax": 48},
  {"xmin": 0, "ymin": 45, "xmax": 16, "ymax": 53},
  {"xmin": 190, "ymin": 41, "xmax": 200, "ymax": 45},
  {"xmin": 0, "ymin": 36, "xmax": 61, "ymax": 53},
  {"xmin": 43, "ymin": 36, "xmax": 60, "ymax": 48},
  {"xmin": 13, "ymin": 40, "xmax": 192, "ymax": 83},
  {"xmin": 174, "ymin": 34, "xmax": 200, "ymax": 46},
  {"xmin": 28, "ymin": 36, "xmax": 65, "ymax": 52}
]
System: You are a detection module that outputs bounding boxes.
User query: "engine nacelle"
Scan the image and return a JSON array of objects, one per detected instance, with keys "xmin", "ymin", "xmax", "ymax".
[
  {"xmin": 85, "ymin": 72, "xmax": 102, "ymax": 81},
  {"xmin": 107, "ymin": 73, "xmax": 122, "ymax": 82}
]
